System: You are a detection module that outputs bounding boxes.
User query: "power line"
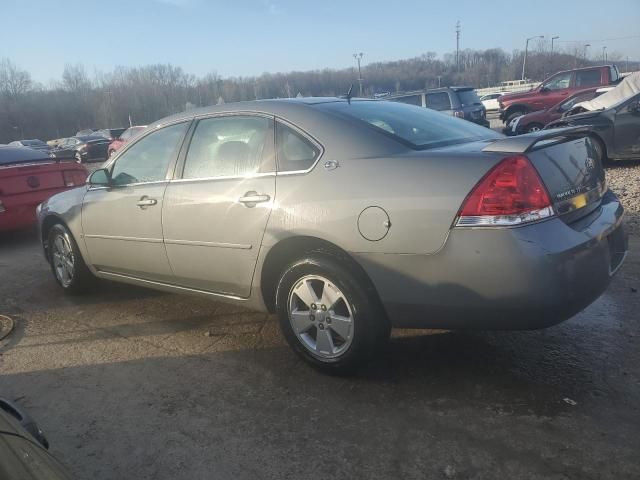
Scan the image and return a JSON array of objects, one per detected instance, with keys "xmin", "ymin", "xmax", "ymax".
[{"xmin": 556, "ymin": 35, "xmax": 640, "ymax": 44}]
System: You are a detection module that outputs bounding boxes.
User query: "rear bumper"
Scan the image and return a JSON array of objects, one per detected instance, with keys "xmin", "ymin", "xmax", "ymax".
[
  {"xmin": 354, "ymin": 191, "xmax": 627, "ymax": 330},
  {"xmin": 0, "ymin": 204, "xmax": 38, "ymax": 232}
]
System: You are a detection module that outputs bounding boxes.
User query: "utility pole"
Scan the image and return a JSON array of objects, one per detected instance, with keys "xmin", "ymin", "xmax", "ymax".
[
  {"xmin": 437, "ymin": 75, "xmax": 442, "ymax": 88},
  {"xmin": 522, "ymin": 35, "xmax": 544, "ymax": 80},
  {"xmin": 584, "ymin": 44, "xmax": 590, "ymax": 63},
  {"xmin": 602, "ymin": 46, "xmax": 607, "ymax": 63},
  {"xmin": 353, "ymin": 52, "xmax": 364, "ymax": 96},
  {"xmin": 455, "ymin": 20, "xmax": 461, "ymax": 72}
]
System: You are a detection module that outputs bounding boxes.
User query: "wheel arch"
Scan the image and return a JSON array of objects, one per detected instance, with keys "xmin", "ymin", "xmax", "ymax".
[
  {"xmin": 259, "ymin": 235, "xmax": 385, "ymax": 317},
  {"xmin": 40, "ymin": 214, "xmax": 69, "ymax": 261},
  {"xmin": 505, "ymin": 103, "xmax": 530, "ymax": 116}
]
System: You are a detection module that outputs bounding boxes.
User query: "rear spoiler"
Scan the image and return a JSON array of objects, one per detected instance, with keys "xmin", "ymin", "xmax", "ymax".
[{"xmin": 482, "ymin": 126, "xmax": 592, "ymax": 153}]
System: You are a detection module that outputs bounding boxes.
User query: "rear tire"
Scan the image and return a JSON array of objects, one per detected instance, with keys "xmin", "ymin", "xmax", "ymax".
[
  {"xmin": 590, "ymin": 136, "xmax": 609, "ymax": 166},
  {"xmin": 48, "ymin": 224, "xmax": 94, "ymax": 294},
  {"xmin": 275, "ymin": 253, "xmax": 389, "ymax": 374}
]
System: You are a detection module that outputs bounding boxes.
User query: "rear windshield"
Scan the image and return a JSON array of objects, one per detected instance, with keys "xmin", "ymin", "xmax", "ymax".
[
  {"xmin": 456, "ymin": 90, "xmax": 481, "ymax": 106},
  {"xmin": 319, "ymin": 100, "xmax": 499, "ymax": 150}
]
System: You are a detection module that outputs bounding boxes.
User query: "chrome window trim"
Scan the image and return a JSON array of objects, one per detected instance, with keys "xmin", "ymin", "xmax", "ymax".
[
  {"xmin": 273, "ymin": 117, "xmax": 325, "ymax": 176},
  {"xmin": 169, "ymin": 172, "xmax": 276, "ymax": 184}
]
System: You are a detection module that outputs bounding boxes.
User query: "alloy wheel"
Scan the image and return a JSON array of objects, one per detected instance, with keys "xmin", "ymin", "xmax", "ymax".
[
  {"xmin": 51, "ymin": 233, "xmax": 75, "ymax": 287},
  {"xmin": 287, "ymin": 275, "xmax": 354, "ymax": 359}
]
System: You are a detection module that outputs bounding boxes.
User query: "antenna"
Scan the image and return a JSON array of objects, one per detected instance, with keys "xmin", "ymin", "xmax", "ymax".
[{"xmin": 341, "ymin": 84, "xmax": 354, "ymax": 104}]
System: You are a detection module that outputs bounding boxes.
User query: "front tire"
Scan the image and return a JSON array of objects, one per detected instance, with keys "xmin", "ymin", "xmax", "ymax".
[
  {"xmin": 275, "ymin": 253, "xmax": 389, "ymax": 374},
  {"xmin": 506, "ymin": 109, "xmax": 528, "ymax": 125},
  {"xmin": 48, "ymin": 224, "xmax": 94, "ymax": 294},
  {"xmin": 526, "ymin": 123, "xmax": 544, "ymax": 133}
]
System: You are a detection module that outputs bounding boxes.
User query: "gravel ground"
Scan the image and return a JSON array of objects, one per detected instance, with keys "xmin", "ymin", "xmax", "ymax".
[{"xmin": 606, "ymin": 161, "xmax": 640, "ymax": 235}]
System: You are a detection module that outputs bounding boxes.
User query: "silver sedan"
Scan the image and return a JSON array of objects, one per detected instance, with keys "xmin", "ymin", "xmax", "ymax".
[{"xmin": 37, "ymin": 98, "xmax": 627, "ymax": 373}]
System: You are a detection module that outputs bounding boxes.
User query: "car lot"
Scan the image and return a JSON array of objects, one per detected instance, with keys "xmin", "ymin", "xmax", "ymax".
[{"xmin": 1, "ymin": 166, "xmax": 639, "ymax": 479}]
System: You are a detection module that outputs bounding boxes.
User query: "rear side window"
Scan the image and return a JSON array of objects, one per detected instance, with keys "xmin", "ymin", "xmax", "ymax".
[
  {"xmin": 111, "ymin": 122, "xmax": 189, "ymax": 186},
  {"xmin": 575, "ymin": 70, "xmax": 601, "ymax": 87},
  {"xmin": 183, "ymin": 116, "xmax": 272, "ymax": 179},
  {"xmin": 276, "ymin": 122, "xmax": 319, "ymax": 172},
  {"xmin": 425, "ymin": 92, "xmax": 451, "ymax": 111},
  {"xmin": 320, "ymin": 100, "xmax": 499, "ymax": 150},
  {"xmin": 391, "ymin": 95, "xmax": 422, "ymax": 107},
  {"xmin": 456, "ymin": 90, "xmax": 481, "ymax": 106}
]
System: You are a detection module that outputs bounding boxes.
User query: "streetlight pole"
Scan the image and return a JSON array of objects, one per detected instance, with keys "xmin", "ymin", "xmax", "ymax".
[
  {"xmin": 602, "ymin": 46, "xmax": 607, "ymax": 63},
  {"xmin": 551, "ymin": 36, "xmax": 559, "ymax": 54},
  {"xmin": 522, "ymin": 35, "xmax": 544, "ymax": 80},
  {"xmin": 584, "ymin": 44, "xmax": 591, "ymax": 63},
  {"xmin": 353, "ymin": 52, "xmax": 364, "ymax": 96}
]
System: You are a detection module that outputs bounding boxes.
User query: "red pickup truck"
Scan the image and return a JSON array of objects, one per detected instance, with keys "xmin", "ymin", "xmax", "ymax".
[{"xmin": 499, "ymin": 65, "xmax": 621, "ymax": 124}]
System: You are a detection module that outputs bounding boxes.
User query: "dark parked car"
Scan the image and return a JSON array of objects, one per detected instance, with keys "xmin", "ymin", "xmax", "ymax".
[
  {"xmin": 506, "ymin": 87, "xmax": 614, "ymax": 135},
  {"xmin": 37, "ymin": 98, "xmax": 626, "ymax": 372},
  {"xmin": 93, "ymin": 128, "xmax": 127, "ymax": 142},
  {"xmin": 389, "ymin": 87, "xmax": 489, "ymax": 127},
  {"xmin": 0, "ymin": 398, "xmax": 72, "ymax": 479},
  {"xmin": 546, "ymin": 92, "xmax": 640, "ymax": 162},
  {"xmin": 499, "ymin": 65, "xmax": 620, "ymax": 124},
  {"xmin": 52, "ymin": 136, "xmax": 110, "ymax": 162},
  {"xmin": 8, "ymin": 139, "xmax": 50, "ymax": 153}
]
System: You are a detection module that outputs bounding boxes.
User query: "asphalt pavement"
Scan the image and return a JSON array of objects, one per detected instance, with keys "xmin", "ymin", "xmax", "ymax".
[{"xmin": 0, "ymin": 229, "xmax": 639, "ymax": 480}]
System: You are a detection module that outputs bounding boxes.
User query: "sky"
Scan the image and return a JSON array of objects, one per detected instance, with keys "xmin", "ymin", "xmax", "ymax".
[{"xmin": 1, "ymin": 0, "xmax": 639, "ymax": 84}]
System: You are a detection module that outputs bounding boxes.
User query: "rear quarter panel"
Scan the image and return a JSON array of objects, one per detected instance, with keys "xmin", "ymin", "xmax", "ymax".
[{"xmin": 265, "ymin": 142, "xmax": 503, "ymax": 255}]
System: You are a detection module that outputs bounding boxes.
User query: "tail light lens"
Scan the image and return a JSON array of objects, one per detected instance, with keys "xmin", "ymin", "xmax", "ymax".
[
  {"xmin": 456, "ymin": 155, "xmax": 554, "ymax": 226},
  {"xmin": 453, "ymin": 110, "xmax": 465, "ymax": 118},
  {"xmin": 63, "ymin": 170, "xmax": 87, "ymax": 187}
]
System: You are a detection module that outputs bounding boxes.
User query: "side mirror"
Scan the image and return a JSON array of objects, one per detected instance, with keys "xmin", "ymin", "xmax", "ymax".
[{"xmin": 88, "ymin": 168, "xmax": 111, "ymax": 187}]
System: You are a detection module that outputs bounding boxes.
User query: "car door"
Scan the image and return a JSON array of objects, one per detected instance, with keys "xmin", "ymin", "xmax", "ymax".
[
  {"xmin": 162, "ymin": 114, "xmax": 276, "ymax": 297},
  {"xmin": 81, "ymin": 121, "xmax": 190, "ymax": 282},
  {"xmin": 612, "ymin": 95, "xmax": 640, "ymax": 159}
]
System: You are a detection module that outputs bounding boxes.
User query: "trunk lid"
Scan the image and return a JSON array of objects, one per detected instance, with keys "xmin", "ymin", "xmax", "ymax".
[
  {"xmin": 0, "ymin": 161, "xmax": 87, "ymax": 196},
  {"xmin": 483, "ymin": 128, "xmax": 606, "ymax": 219}
]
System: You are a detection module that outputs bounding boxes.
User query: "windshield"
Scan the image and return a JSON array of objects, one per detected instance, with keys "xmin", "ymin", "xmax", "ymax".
[
  {"xmin": 456, "ymin": 90, "xmax": 481, "ymax": 106},
  {"xmin": 319, "ymin": 100, "xmax": 499, "ymax": 149}
]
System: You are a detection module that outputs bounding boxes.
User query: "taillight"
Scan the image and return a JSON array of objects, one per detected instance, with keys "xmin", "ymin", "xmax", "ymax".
[
  {"xmin": 453, "ymin": 110, "xmax": 465, "ymax": 118},
  {"xmin": 63, "ymin": 170, "xmax": 86, "ymax": 187},
  {"xmin": 456, "ymin": 155, "xmax": 554, "ymax": 226}
]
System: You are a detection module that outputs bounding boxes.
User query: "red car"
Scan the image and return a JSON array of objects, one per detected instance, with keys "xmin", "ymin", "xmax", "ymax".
[
  {"xmin": 0, "ymin": 146, "xmax": 87, "ymax": 232},
  {"xmin": 505, "ymin": 86, "xmax": 614, "ymax": 135},
  {"xmin": 499, "ymin": 65, "xmax": 620, "ymax": 124},
  {"xmin": 107, "ymin": 125, "xmax": 147, "ymax": 157}
]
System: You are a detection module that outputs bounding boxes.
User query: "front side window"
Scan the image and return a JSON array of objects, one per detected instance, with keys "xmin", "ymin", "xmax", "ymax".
[
  {"xmin": 544, "ymin": 72, "xmax": 572, "ymax": 90},
  {"xmin": 426, "ymin": 92, "xmax": 452, "ymax": 111},
  {"xmin": 276, "ymin": 122, "xmax": 320, "ymax": 172},
  {"xmin": 111, "ymin": 122, "xmax": 189, "ymax": 186},
  {"xmin": 575, "ymin": 70, "xmax": 601, "ymax": 87},
  {"xmin": 559, "ymin": 91, "xmax": 597, "ymax": 111},
  {"xmin": 183, "ymin": 116, "xmax": 271, "ymax": 179}
]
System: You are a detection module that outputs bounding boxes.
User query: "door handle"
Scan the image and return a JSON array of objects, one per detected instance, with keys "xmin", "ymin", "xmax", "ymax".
[
  {"xmin": 239, "ymin": 191, "xmax": 270, "ymax": 207},
  {"xmin": 136, "ymin": 196, "xmax": 157, "ymax": 208}
]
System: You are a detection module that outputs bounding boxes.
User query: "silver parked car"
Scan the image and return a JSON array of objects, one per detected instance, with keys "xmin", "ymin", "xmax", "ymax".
[{"xmin": 37, "ymin": 98, "xmax": 627, "ymax": 372}]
